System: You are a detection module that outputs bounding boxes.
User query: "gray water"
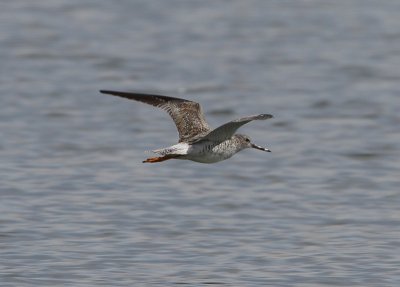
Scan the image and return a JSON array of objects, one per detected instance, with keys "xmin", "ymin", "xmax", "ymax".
[{"xmin": 1, "ymin": 1, "xmax": 400, "ymax": 286}]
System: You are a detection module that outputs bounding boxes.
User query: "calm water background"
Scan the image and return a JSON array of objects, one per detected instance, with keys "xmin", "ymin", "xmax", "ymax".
[{"xmin": 1, "ymin": 1, "xmax": 400, "ymax": 286}]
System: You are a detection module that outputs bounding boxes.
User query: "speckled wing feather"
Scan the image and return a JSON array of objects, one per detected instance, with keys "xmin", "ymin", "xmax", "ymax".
[
  {"xmin": 197, "ymin": 114, "xmax": 273, "ymax": 143},
  {"xmin": 100, "ymin": 90, "xmax": 211, "ymax": 142}
]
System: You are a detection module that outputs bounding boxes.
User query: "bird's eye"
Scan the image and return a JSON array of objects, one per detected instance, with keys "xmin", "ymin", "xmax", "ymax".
[{"xmin": 245, "ymin": 138, "xmax": 250, "ymax": 142}]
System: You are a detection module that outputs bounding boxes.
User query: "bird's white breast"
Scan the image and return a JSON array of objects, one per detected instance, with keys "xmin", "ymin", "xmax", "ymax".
[{"xmin": 185, "ymin": 140, "xmax": 240, "ymax": 163}]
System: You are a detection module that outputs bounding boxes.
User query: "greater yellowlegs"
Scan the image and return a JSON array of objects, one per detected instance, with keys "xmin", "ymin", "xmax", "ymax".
[{"xmin": 100, "ymin": 90, "xmax": 273, "ymax": 163}]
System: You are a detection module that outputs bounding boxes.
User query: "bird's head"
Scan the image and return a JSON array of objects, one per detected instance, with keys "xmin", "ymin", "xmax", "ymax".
[{"xmin": 236, "ymin": 134, "xmax": 271, "ymax": 152}]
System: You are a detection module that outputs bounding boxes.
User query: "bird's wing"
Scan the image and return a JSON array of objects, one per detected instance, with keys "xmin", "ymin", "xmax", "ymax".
[
  {"xmin": 100, "ymin": 90, "xmax": 211, "ymax": 142},
  {"xmin": 196, "ymin": 114, "xmax": 273, "ymax": 143}
]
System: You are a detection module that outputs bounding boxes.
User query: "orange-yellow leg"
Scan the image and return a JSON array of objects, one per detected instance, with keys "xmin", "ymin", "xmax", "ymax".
[{"xmin": 142, "ymin": 155, "xmax": 175, "ymax": 163}]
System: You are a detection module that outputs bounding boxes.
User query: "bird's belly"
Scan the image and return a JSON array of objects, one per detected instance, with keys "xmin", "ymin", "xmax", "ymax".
[{"xmin": 183, "ymin": 142, "xmax": 237, "ymax": 163}]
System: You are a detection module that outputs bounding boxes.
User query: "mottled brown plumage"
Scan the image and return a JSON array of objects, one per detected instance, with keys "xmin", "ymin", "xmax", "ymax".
[
  {"xmin": 100, "ymin": 90, "xmax": 273, "ymax": 163},
  {"xmin": 100, "ymin": 90, "xmax": 210, "ymax": 143}
]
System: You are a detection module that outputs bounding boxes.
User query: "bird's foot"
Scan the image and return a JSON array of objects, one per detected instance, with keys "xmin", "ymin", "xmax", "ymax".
[{"xmin": 142, "ymin": 155, "xmax": 174, "ymax": 163}]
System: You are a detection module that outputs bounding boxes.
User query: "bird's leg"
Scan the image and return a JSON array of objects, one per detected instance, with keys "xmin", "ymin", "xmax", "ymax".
[{"xmin": 142, "ymin": 155, "xmax": 176, "ymax": 163}]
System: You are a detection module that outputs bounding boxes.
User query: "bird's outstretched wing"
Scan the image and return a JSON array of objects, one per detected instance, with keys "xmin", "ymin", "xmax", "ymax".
[
  {"xmin": 196, "ymin": 114, "xmax": 273, "ymax": 143},
  {"xmin": 100, "ymin": 90, "xmax": 211, "ymax": 142}
]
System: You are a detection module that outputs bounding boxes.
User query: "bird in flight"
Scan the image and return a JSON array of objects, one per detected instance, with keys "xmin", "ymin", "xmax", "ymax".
[{"xmin": 100, "ymin": 90, "xmax": 273, "ymax": 163}]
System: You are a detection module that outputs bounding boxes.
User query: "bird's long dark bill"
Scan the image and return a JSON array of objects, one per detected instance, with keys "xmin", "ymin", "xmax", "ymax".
[{"xmin": 251, "ymin": 143, "xmax": 271, "ymax": 152}]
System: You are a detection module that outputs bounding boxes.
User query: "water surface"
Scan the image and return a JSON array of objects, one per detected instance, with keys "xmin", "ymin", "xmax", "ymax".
[{"xmin": 1, "ymin": 1, "xmax": 400, "ymax": 286}]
